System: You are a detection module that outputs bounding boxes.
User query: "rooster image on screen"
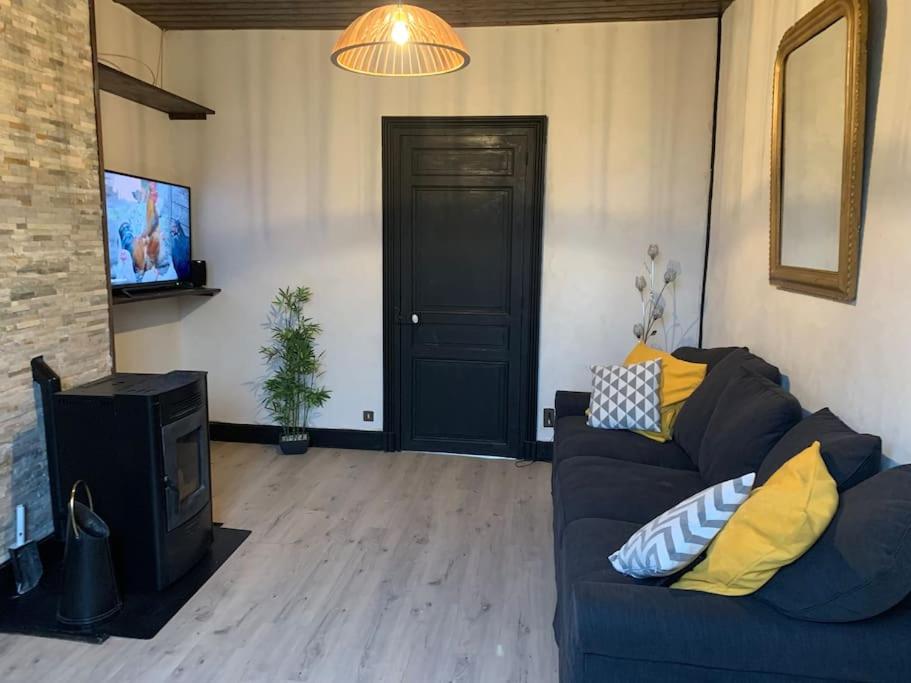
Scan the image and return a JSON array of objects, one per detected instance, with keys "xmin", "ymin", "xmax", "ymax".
[{"xmin": 105, "ymin": 171, "xmax": 190, "ymax": 287}]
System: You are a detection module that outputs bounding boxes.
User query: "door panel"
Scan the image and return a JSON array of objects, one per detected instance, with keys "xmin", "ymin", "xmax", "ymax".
[
  {"xmin": 384, "ymin": 118, "xmax": 546, "ymax": 458},
  {"xmin": 413, "ymin": 323, "xmax": 509, "ymax": 349},
  {"xmin": 412, "ymin": 187, "xmax": 512, "ymax": 313},
  {"xmin": 412, "ymin": 359, "xmax": 508, "ymax": 443},
  {"xmin": 411, "ymin": 147, "xmax": 516, "ymax": 176}
]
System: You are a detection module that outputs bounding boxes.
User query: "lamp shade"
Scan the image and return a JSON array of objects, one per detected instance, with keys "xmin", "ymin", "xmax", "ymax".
[{"xmin": 331, "ymin": 4, "xmax": 469, "ymax": 77}]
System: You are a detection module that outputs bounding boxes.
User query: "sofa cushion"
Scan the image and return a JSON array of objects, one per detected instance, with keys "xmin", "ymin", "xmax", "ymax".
[
  {"xmin": 553, "ymin": 456, "xmax": 707, "ymax": 545},
  {"xmin": 758, "ymin": 465, "xmax": 911, "ymax": 623},
  {"xmin": 756, "ymin": 408, "xmax": 881, "ymax": 492},
  {"xmin": 672, "ymin": 346, "xmax": 744, "ymax": 372},
  {"xmin": 609, "ymin": 472, "xmax": 756, "ymax": 579},
  {"xmin": 568, "ymin": 580, "xmax": 911, "ymax": 682},
  {"xmin": 674, "ymin": 442, "xmax": 838, "ymax": 596},
  {"xmin": 554, "ymin": 518, "xmax": 644, "ymax": 648},
  {"xmin": 552, "ymin": 416, "xmax": 696, "ymax": 472},
  {"xmin": 673, "ymin": 349, "xmax": 782, "ymax": 462},
  {"xmin": 697, "ymin": 368, "xmax": 802, "ymax": 485},
  {"xmin": 562, "ymin": 518, "xmax": 643, "ymax": 590}
]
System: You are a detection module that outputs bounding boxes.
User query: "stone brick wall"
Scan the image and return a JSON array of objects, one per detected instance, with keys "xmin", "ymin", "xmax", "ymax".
[{"xmin": 0, "ymin": 0, "xmax": 112, "ymax": 560}]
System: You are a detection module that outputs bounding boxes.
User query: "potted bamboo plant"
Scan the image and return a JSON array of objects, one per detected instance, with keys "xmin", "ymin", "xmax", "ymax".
[{"xmin": 260, "ymin": 286, "xmax": 331, "ymax": 454}]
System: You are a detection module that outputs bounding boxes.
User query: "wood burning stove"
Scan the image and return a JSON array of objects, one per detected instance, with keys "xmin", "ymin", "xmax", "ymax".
[{"xmin": 38, "ymin": 366, "xmax": 214, "ymax": 592}]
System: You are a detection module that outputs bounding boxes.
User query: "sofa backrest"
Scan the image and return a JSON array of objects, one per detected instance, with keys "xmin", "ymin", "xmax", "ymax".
[
  {"xmin": 756, "ymin": 408, "xmax": 882, "ymax": 492},
  {"xmin": 671, "ymin": 346, "xmax": 744, "ymax": 373},
  {"xmin": 696, "ymin": 367, "xmax": 802, "ymax": 484},
  {"xmin": 672, "ymin": 349, "xmax": 781, "ymax": 458}
]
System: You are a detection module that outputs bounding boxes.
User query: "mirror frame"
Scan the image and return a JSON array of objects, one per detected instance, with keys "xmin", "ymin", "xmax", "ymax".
[{"xmin": 770, "ymin": 0, "xmax": 867, "ymax": 302}]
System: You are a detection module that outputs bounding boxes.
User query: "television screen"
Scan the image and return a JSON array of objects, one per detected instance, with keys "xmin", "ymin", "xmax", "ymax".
[{"xmin": 104, "ymin": 170, "xmax": 191, "ymax": 288}]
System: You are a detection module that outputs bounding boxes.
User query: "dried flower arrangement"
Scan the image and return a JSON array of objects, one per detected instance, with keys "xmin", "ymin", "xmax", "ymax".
[{"xmin": 634, "ymin": 243, "xmax": 678, "ymax": 347}]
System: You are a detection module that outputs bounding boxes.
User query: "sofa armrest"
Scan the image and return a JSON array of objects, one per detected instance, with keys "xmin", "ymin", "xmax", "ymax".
[
  {"xmin": 569, "ymin": 581, "xmax": 911, "ymax": 680},
  {"xmin": 555, "ymin": 391, "xmax": 590, "ymax": 420}
]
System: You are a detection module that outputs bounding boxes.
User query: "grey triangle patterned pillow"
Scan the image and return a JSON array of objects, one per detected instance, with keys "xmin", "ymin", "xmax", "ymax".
[{"xmin": 587, "ymin": 360, "xmax": 661, "ymax": 431}]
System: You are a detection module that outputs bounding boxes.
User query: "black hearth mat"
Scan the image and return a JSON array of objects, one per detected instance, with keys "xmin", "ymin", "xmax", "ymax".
[{"xmin": 0, "ymin": 526, "xmax": 250, "ymax": 643}]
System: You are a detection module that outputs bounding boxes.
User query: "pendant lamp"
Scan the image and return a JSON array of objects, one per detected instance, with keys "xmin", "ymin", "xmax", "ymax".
[{"xmin": 331, "ymin": 3, "xmax": 470, "ymax": 77}]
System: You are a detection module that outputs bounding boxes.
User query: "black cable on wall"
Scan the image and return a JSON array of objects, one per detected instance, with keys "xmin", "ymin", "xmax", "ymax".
[{"xmin": 698, "ymin": 15, "xmax": 724, "ymax": 349}]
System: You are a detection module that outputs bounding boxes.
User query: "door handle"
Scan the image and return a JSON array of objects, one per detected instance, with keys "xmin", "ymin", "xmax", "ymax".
[
  {"xmin": 411, "ymin": 313, "xmax": 419, "ymax": 324},
  {"xmin": 395, "ymin": 313, "xmax": 420, "ymax": 325}
]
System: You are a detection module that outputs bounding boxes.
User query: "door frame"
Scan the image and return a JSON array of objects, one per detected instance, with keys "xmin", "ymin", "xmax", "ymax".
[{"xmin": 381, "ymin": 115, "xmax": 548, "ymax": 457}]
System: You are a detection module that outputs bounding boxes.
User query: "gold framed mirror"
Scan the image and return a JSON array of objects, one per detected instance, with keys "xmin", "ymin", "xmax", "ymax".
[{"xmin": 770, "ymin": 0, "xmax": 867, "ymax": 301}]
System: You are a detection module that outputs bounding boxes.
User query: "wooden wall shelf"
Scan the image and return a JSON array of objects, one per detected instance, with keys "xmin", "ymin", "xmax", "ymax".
[
  {"xmin": 112, "ymin": 287, "xmax": 221, "ymax": 305},
  {"xmin": 98, "ymin": 64, "xmax": 215, "ymax": 120}
]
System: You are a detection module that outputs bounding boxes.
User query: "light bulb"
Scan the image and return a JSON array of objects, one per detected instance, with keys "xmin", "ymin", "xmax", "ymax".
[{"xmin": 391, "ymin": 19, "xmax": 410, "ymax": 45}]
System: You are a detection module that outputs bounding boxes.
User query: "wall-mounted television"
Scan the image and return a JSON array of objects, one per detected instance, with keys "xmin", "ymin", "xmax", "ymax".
[{"xmin": 104, "ymin": 170, "xmax": 191, "ymax": 289}]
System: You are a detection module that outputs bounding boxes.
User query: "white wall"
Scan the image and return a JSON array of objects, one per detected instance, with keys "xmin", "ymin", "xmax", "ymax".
[
  {"xmin": 95, "ymin": 0, "xmax": 195, "ymax": 374},
  {"xmin": 705, "ymin": 0, "xmax": 910, "ymax": 463},
  {"xmin": 97, "ymin": 5, "xmax": 717, "ymax": 440},
  {"xmin": 162, "ymin": 22, "xmax": 717, "ymax": 439}
]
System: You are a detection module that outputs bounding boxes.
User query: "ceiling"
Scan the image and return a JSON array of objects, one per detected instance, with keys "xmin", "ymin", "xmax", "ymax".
[{"xmin": 115, "ymin": 1, "xmax": 733, "ymax": 31}]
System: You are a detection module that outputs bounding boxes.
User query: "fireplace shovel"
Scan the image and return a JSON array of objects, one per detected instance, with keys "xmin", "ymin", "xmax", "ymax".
[
  {"xmin": 57, "ymin": 481, "xmax": 122, "ymax": 627},
  {"xmin": 8, "ymin": 504, "xmax": 42, "ymax": 595}
]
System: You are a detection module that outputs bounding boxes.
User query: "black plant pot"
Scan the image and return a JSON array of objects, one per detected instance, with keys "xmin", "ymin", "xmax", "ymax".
[{"xmin": 279, "ymin": 432, "xmax": 310, "ymax": 455}]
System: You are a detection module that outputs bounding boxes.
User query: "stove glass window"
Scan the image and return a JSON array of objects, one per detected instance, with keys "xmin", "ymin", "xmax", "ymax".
[{"xmin": 175, "ymin": 428, "xmax": 202, "ymax": 504}]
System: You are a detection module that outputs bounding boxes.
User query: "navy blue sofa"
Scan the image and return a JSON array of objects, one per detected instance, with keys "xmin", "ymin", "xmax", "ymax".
[{"xmin": 552, "ymin": 346, "xmax": 911, "ymax": 682}]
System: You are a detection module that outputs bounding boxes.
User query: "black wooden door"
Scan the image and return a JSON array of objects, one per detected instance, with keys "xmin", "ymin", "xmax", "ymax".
[{"xmin": 383, "ymin": 117, "xmax": 546, "ymax": 458}]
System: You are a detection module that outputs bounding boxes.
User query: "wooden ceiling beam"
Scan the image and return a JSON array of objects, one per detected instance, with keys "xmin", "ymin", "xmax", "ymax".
[
  {"xmin": 119, "ymin": 0, "xmax": 724, "ymax": 9},
  {"xmin": 115, "ymin": 1, "xmax": 732, "ymax": 30}
]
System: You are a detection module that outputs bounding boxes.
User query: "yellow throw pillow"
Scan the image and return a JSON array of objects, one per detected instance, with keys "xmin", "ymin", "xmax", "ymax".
[
  {"xmin": 672, "ymin": 441, "xmax": 838, "ymax": 596},
  {"xmin": 635, "ymin": 400, "xmax": 684, "ymax": 443},
  {"xmin": 624, "ymin": 343, "xmax": 706, "ymax": 441}
]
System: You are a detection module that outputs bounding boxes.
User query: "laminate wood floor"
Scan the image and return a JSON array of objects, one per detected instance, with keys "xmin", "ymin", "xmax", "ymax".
[{"xmin": 0, "ymin": 444, "xmax": 558, "ymax": 682}]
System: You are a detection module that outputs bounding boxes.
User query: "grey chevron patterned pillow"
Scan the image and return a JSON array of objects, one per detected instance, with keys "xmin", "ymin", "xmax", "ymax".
[
  {"xmin": 610, "ymin": 472, "xmax": 756, "ymax": 578},
  {"xmin": 587, "ymin": 360, "xmax": 661, "ymax": 431}
]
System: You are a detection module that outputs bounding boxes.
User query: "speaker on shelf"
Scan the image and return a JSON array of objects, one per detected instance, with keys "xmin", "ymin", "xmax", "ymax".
[{"xmin": 190, "ymin": 260, "xmax": 207, "ymax": 288}]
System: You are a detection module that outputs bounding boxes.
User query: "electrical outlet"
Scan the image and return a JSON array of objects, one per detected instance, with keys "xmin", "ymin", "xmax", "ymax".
[
  {"xmin": 543, "ymin": 408, "xmax": 555, "ymax": 428},
  {"xmin": 363, "ymin": 410, "xmax": 375, "ymax": 423}
]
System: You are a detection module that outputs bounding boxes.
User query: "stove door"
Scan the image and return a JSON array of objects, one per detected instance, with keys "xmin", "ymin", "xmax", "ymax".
[{"xmin": 161, "ymin": 408, "xmax": 211, "ymax": 531}]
